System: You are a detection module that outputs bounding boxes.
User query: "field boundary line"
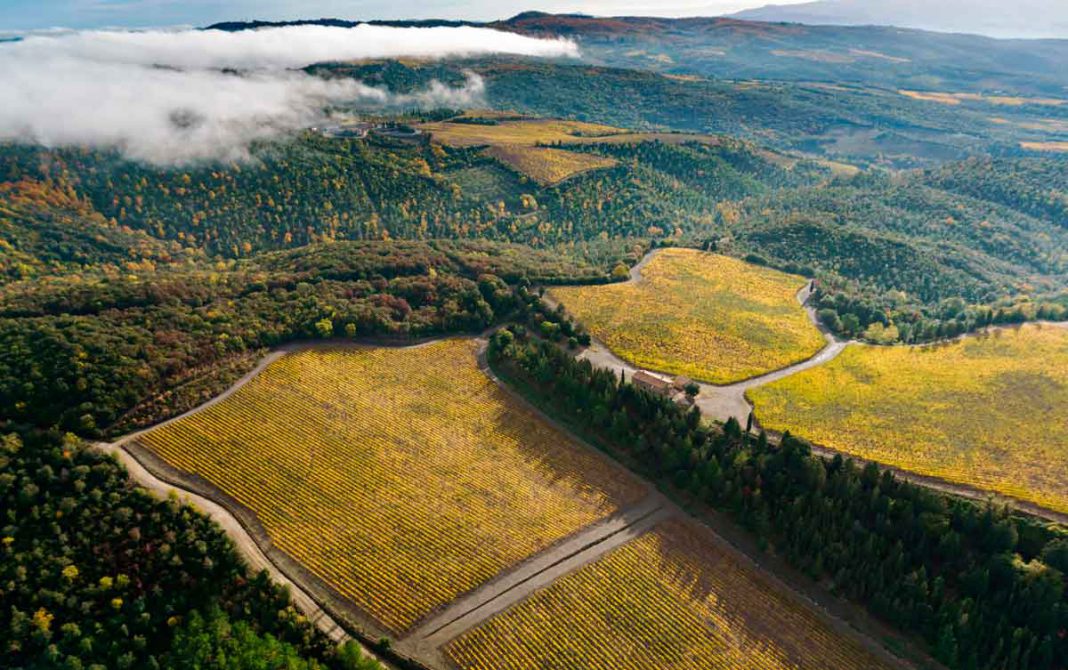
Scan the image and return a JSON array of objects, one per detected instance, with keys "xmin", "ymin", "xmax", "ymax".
[{"xmin": 402, "ymin": 499, "xmax": 673, "ymax": 658}]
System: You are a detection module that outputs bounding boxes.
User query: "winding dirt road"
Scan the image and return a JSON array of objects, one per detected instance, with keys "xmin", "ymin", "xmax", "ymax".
[
  {"xmin": 550, "ymin": 249, "xmax": 850, "ymax": 425},
  {"xmin": 695, "ymin": 281, "xmax": 850, "ymax": 425}
]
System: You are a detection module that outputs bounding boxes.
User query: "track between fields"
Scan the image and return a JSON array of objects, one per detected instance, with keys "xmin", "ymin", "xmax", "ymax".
[
  {"xmin": 400, "ymin": 495, "xmax": 673, "ymax": 661},
  {"xmin": 546, "ymin": 248, "xmax": 850, "ymax": 425}
]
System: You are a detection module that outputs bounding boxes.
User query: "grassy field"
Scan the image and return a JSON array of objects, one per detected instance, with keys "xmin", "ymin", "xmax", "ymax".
[
  {"xmin": 485, "ymin": 146, "xmax": 618, "ymax": 185},
  {"xmin": 445, "ymin": 518, "xmax": 892, "ymax": 670},
  {"xmin": 749, "ymin": 324, "xmax": 1068, "ymax": 514},
  {"xmin": 549, "ymin": 249, "xmax": 826, "ymax": 384},
  {"xmin": 418, "ymin": 118, "xmax": 625, "ymax": 148},
  {"xmin": 138, "ymin": 339, "xmax": 645, "ymax": 633}
]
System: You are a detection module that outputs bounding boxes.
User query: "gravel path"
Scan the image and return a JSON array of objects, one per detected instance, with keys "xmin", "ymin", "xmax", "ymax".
[
  {"xmin": 400, "ymin": 496, "xmax": 672, "ymax": 665},
  {"xmin": 696, "ymin": 282, "xmax": 851, "ymax": 425},
  {"xmin": 550, "ymin": 249, "xmax": 851, "ymax": 425}
]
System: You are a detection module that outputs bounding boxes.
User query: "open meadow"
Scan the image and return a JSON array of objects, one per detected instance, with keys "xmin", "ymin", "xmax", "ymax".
[
  {"xmin": 444, "ymin": 517, "xmax": 892, "ymax": 670},
  {"xmin": 137, "ymin": 339, "xmax": 646, "ymax": 633},
  {"xmin": 749, "ymin": 324, "xmax": 1068, "ymax": 514},
  {"xmin": 549, "ymin": 249, "xmax": 826, "ymax": 384}
]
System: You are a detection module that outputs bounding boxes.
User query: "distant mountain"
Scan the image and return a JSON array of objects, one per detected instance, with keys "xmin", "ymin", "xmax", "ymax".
[
  {"xmin": 209, "ymin": 13, "xmax": 1068, "ymax": 97},
  {"xmin": 731, "ymin": 0, "xmax": 1068, "ymax": 40},
  {"xmin": 495, "ymin": 13, "xmax": 1068, "ymax": 97}
]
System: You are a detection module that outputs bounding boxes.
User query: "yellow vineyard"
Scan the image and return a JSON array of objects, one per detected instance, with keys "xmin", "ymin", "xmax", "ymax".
[
  {"xmin": 420, "ymin": 116, "xmax": 725, "ymax": 184},
  {"xmin": 445, "ymin": 518, "xmax": 891, "ymax": 670},
  {"xmin": 138, "ymin": 339, "xmax": 645, "ymax": 633},
  {"xmin": 419, "ymin": 117, "xmax": 721, "ymax": 149},
  {"xmin": 549, "ymin": 249, "xmax": 826, "ymax": 384},
  {"xmin": 749, "ymin": 324, "xmax": 1068, "ymax": 514},
  {"xmin": 484, "ymin": 145, "xmax": 618, "ymax": 185}
]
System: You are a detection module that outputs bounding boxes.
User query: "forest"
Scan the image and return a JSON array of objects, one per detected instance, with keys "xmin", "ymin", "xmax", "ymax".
[
  {"xmin": 488, "ymin": 328, "xmax": 1068, "ymax": 670},
  {"xmin": 3, "ymin": 131, "xmax": 1065, "ymax": 352},
  {"xmin": 0, "ymin": 239, "xmax": 625, "ymax": 437}
]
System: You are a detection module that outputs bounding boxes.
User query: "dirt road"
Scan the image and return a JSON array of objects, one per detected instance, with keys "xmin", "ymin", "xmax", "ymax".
[
  {"xmin": 96, "ymin": 440, "xmax": 386, "ymax": 664},
  {"xmin": 550, "ymin": 251, "xmax": 851, "ymax": 425},
  {"xmin": 400, "ymin": 495, "xmax": 672, "ymax": 665}
]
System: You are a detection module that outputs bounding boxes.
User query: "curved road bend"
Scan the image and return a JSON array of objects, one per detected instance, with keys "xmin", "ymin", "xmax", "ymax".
[
  {"xmin": 545, "ymin": 249, "xmax": 851, "ymax": 425},
  {"xmin": 548, "ymin": 252, "xmax": 1068, "ymax": 523}
]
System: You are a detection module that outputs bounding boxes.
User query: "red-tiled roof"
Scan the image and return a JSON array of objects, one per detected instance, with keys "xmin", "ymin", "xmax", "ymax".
[{"xmin": 633, "ymin": 370, "xmax": 671, "ymax": 389}]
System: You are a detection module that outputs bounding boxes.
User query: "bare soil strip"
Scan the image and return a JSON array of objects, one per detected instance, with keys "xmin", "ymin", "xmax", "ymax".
[{"xmin": 400, "ymin": 497, "xmax": 674, "ymax": 663}]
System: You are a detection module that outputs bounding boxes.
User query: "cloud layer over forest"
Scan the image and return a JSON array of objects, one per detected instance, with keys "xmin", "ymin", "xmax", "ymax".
[{"xmin": 0, "ymin": 25, "xmax": 578, "ymax": 164}]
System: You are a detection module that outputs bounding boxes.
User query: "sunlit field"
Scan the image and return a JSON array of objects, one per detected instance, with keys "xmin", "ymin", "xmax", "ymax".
[
  {"xmin": 750, "ymin": 324, "xmax": 1068, "ymax": 514},
  {"xmin": 446, "ymin": 518, "xmax": 892, "ymax": 670},
  {"xmin": 550, "ymin": 249, "xmax": 825, "ymax": 384},
  {"xmin": 484, "ymin": 145, "xmax": 618, "ymax": 185},
  {"xmin": 138, "ymin": 339, "xmax": 645, "ymax": 632}
]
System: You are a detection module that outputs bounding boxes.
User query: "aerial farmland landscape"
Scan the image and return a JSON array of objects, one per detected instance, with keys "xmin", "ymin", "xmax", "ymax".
[{"xmin": 2, "ymin": 1, "xmax": 1068, "ymax": 670}]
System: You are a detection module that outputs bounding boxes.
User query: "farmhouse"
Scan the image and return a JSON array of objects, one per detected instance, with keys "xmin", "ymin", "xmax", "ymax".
[
  {"xmin": 633, "ymin": 370, "xmax": 674, "ymax": 397},
  {"xmin": 672, "ymin": 376, "xmax": 693, "ymax": 392}
]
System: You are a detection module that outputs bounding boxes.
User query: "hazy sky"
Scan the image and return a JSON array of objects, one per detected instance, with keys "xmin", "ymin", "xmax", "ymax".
[{"xmin": 1, "ymin": 1, "xmax": 810, "ymax": 31}]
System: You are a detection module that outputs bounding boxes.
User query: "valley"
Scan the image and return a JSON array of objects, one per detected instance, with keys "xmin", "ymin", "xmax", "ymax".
[{"xmin": 2, "ymin": 11, "xmax": 1067, "ymax": 670}]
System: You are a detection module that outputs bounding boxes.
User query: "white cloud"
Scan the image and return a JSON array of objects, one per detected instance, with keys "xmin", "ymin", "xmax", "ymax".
[{"xmin": 0, "ymin": 25, "xmax": 578, "ymax": 164}]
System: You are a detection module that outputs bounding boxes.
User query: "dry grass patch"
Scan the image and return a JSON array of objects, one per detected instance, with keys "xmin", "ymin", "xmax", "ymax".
[
  {"xmin": 900, "ymin": 90, "xmax": 1066, "ymax": 106},
  {"xmin": 138, "ymin": 339, "xmax": 645, "ymax": 633},
  {"xmin": 445, "ymin": 517, "xmax": 892, "ymax": 670},
  {"xmin": 1021, "ymin": 141, "xmax": 1068, "ymax": 153},
  {"xmin": 550, "ymin": 249, "xmax": 825, "ymax": 384},
  {"xmin": 485, "ymin": 146, "xmax": 618, "ymax": 185},
  {"xmin": 750, "ymin": 324, "xmax": 1068, "ymax": 514}
]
